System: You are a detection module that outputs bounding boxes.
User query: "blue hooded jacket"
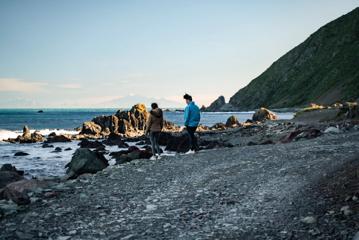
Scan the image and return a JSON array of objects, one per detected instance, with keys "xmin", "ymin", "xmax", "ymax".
[{"xmin": 184, "ymin": 101, "xmax": 201, "ymax": 127}]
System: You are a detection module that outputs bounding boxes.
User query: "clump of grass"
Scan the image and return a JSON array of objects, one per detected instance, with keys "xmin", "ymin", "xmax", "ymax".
[{"xmin": 294, "ymin": 103, "xmax": 327, "ymax": 117}]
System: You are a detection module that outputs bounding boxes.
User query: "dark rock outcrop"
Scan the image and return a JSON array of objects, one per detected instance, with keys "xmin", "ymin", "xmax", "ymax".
[
  {"xmin": 204, "ymin": 96, "xmax": 226, "ymax": 112},
  {"xmin": 79, "ymin": 139, "xmax": 105, "ymax": 149},
  {"xmin": 45, "ymin": 134, "xmax": 72, "ymax": 143},
  {"xmin": 65, "ymin": 149, "xmax": 109, "ymax": 179},
  {"xmin": 8, "ymin": 126, "xmax": 45, "ymax": 143},
  {"xmin": 80, "ymin": 121, "xmax": 102, "ymax": 136},
  {"xmin": 79, "ymin": 104, "xmax": 180, "ymax": 138},
  {"xmin": 102, "ymin": 133, "xmax": 129, "ymax": 147},
  {"xmin": 0, "ymin": 164, "xmax": 24, "ymax": 189},
  {"xmin": 79, "ymin": 104, "xmax": 149, "ymax": 137}
]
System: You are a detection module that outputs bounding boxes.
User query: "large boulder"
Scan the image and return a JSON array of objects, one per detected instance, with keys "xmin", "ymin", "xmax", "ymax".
[
  {"xmin": 103, "ymin": 132, "xmax": 129, "ymax": 147},
  {"xmin": 0, "ymin": 179, "xmax": 49, "ymax": 205},
  {"xmin": 0, "ymin": 166, "xmax": 24, "ymax": 189},
  {"xmin": 0, "ymin": 164, "xmax": 24, "ymax": 176},
  {"xmin": 162, "ymin": 132, "xmax": 190, "ymax": 153},
  {"xmin": 80, "ymin": 121, "xmax": 102, "ymax": 136},
  {"xmin": 112, "ymin": 146, "xmax": 152, "ymax": 164},
  {"xmin": 252, "ymin": 108, "xmax": 278, "ymax": 122},
  {"xmin": 225, "ymin": 115, "xmax": 240, "ymax": 127},
  {"xmin": 65, "ymin": 148, "xmax": 109, "ymax": 179}
]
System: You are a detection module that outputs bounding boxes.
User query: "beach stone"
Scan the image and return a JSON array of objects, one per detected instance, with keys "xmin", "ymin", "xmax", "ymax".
[
  {"xmin": 340, "ymin": 206, "xmax": 353, "ymax": 216},
  {"xmin": 52, "ymin": 147, "xmax": 62, "ymax": 153},
  {"xmin": 14, "ymin": 151, "xmax": 29, "ymax": 157},
  {"xmin": 301, "ymin": 216, "xmax": 317, "ymax": 224},
  {"xmin": 324, "ymin": 126, "xmax": 341, "ymax": 134},
  {"xmin": 65, "ymin": 149, "xmax": 109, "ymax": 179},
  {"xmin": 0, "ymin": 200, "xmax": 18, "ymax": 217},
  {"xmin": 79, "ymin": 139, "xmax": 105, "ymax": 149},
  {"xmin": 353, "ymin": 231, "xmax": 359, "ymax": 240},
  {"xmin": 252, "ymin": 108, "xmax": 278, "ymax": 122},
  {"xmin": 42, "ymin": 143, "xmax": 54, "ymax": 148}
]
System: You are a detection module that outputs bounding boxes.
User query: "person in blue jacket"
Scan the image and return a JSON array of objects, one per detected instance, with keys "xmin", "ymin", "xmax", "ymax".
[{"xmin": 183, "ymin": 93, "xmax": 201, "ymax": 153}]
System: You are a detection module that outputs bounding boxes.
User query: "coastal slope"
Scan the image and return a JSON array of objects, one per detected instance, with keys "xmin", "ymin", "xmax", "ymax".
[{"xmin": 208, "ymin": 7, "xmax": 359, "ymax": 111}]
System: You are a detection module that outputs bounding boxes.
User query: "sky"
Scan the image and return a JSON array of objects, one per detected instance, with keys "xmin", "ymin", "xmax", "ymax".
[{"xmin": 0, "ymin": 0, "xmax": 358, "ymax": 108}]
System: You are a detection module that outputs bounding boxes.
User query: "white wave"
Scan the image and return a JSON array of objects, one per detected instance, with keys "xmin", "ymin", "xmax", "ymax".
[
  {"xmin": 0, "ymin": 129, "xmax": 22, "ymax": 141},
  {"xmin": 32, "ymin": 129, "xmax": 79, "ymax": 136},
  {"xmin": 0, "ymin": 128, "xmax": 79, "ymax": 141}
]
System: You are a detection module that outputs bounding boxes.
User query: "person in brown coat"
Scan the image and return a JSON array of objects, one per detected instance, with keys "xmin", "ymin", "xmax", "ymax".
[{"xmin": 145, "ymin": 103, "xmax": 164, "ymax": 160}]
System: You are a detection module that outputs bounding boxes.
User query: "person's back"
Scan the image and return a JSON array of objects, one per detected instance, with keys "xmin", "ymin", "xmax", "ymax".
[
  {"xmin": 147, "ymin": 108, "xmax": 163, "ymax": 132},
  {"xmin": 183, "ymin": 94, "xmax": 201, "ymax": 153},
  {"xmin": 184, "ymin": 101, "xmax": 201, "ymax": 127},
  {"xmin": 145, "ymin": 103, "xmax": 163, "ymax": 160}
]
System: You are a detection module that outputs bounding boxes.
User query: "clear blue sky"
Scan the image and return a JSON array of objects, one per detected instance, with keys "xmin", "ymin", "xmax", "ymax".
[{"xmin": 0, "ymin": 0, "xmax": 357, "ymax": 108}]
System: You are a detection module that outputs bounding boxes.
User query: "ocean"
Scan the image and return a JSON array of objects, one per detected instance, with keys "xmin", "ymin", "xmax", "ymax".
[{"xmin": 0, "ymin": 108, "xmax": 294, "ymax": 178}]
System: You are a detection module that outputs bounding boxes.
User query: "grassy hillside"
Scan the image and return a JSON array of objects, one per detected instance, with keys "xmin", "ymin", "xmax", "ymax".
[{"xmin": 229, "ymin": 7, "xmax": 359, "ymax": 110}]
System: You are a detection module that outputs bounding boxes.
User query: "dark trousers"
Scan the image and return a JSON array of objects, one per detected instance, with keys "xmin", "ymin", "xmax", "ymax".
[
  {"xmin": 150, "ymin": 131, "xmax": 161, "ymax": 155},
  {"xmin": 186, "ymin": 126, "xmax": 199, "ymax": 151}
]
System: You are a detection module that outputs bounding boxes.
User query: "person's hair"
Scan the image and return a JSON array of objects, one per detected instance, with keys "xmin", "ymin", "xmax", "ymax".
[
  {"xmin": 183, "ymin": 93, "xmax": 192, "ymax": 101},
  {"xmin": 151, "ymin": 103, "xmax": 158, "ymax": 109}
]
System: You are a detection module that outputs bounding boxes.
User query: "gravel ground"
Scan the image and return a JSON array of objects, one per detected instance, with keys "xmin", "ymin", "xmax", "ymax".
[{"xmin": 1, "ymin": 130, "xmax": 359, "ymax": 240}]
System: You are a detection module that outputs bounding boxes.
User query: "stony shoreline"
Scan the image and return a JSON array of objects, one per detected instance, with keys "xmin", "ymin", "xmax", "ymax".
[
  {"xmin": 0, "ymin": 125, "xmax": 358, "ymax": 239},
  {"xmin": 1, "ymin": 103, "xmax": 359, "ymax": 239}
]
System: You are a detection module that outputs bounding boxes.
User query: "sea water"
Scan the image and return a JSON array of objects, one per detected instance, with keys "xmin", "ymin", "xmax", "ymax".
[{"xmin": 0, "ymin": 108, "xmax": 294, "ymax": 178}]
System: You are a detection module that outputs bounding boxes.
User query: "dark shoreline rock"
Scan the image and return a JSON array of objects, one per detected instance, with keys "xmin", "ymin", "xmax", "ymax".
[
  {"xmin": 14, "ymin": 151, "xmax": 29, "ymax": 157},
  {"xmin": 65, "ymin": 149, "xmax": 109, "ymax": 179}
]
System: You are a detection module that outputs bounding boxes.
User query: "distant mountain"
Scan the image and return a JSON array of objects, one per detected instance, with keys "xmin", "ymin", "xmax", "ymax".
[
  {"xmin": 208, "ymin": 7, "xmax": 359, "ymax": 111},
  {"xmin": 99, "ymin": 95, "xmax": 183, "ymax": 108}
]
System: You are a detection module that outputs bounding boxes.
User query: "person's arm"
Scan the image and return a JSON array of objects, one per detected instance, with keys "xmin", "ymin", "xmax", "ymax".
[
  {"xmin": 145, "ymin": 114, "xmax": 152, "ymax": 135},
  {"xmin": 160, "ymin": 117, "xmax": 164, "ymax": 130},
  {"xmin": 184, "ymin": 106, "xmax": 190, "ymax": 127}
]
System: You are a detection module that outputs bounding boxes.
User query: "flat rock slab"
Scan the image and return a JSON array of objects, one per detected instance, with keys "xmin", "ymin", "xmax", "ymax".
[{"xmin": 0, "ymin": 132, "xmax": 359, "ymax": 239}]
